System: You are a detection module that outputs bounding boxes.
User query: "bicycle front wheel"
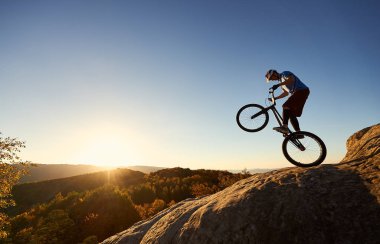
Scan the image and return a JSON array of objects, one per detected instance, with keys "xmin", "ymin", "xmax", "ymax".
[
  {"xmin": 282, "ymin": 131, "xmax": 327, "ymax": 167},
  {"xmin": 236, "ymin": 104, "xmax": 269, "ymax": 132}
]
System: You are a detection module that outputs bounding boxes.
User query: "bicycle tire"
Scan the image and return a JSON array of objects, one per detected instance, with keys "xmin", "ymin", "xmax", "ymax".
[
  {"xmin": 282, "ymin": 131, "xmax": 327, "ymax": 167},
  {"xmin": 236, "ymin": 104, "xmax": 269, "ymax": 132}
]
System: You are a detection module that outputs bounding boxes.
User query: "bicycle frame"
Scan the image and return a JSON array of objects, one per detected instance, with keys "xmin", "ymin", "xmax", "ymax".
[
  {"xmin": 251, "ymin": 89, "xmax": 290, "ymax": 131},
  {"xmin": 265, "ymin": 89, "xmax": 303, "ymax": 148}
]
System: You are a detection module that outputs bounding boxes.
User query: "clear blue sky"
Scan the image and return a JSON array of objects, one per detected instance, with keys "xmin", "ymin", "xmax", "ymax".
[{"xmin": 1, "ymin": 0, "xmax": 379, "ymax": 169}]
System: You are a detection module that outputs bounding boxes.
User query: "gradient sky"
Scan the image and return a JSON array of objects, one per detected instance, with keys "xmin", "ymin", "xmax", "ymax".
[{"xmin": 1, "ymin": 0, "xmax": 379, "ymax": 170}]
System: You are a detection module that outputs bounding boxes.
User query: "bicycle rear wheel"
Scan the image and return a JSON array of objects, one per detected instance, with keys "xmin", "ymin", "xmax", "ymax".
[
  {"xmin": 282, "ymin": 131, "xmax": 327, "ymax": 167},
  {"xmin": 236, "ymin": 104, "xmax": 269, "ymax": 132}
]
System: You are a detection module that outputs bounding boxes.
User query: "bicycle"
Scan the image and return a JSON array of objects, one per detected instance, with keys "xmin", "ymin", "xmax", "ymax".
[{"xmin": 236, "ymin": 88, "xmax": 327, "ymax": 167}]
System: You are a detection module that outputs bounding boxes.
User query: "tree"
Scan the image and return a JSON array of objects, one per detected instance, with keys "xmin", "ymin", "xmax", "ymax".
[
  {"xmin": 82, "ymin": 235, "xmax": 98, "ymax": 244},
  {"xmin": 30, "ymin": 209, "xmax": 75, "ymax": 244},
  {"xmin": 0, "ymin": 133, "xmax": 30, "ymax": 239}
]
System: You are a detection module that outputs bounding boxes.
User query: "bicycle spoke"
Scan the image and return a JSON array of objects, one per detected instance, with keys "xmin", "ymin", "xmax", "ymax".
[
  {"xmin": 236, "ymin": 104, "xmax": 269, "ymax": 132},
  {"xmin": 284, "ymin": 133, "xmax": 325, "ymax": 166}
]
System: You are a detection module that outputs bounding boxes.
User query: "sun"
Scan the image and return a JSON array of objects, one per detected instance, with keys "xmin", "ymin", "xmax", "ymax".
[{"xmin": 69, "ymin": 128, "xmax": 135, "ymax": 168}]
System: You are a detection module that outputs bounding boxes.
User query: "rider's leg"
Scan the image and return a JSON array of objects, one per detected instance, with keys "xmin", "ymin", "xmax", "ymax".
[
  {"xmin": 284, "ymin": 89, "xmax": 309, "ymax": 132},
  {"xmin": 289, "ymin": 114, "xmax": 304, "ymax": 139},
  {"xmin": 289, "ymin": 112, "xmax": 300, "ymax": 132},
  {"xmin": 282, "ymin": 109, "xmax": 291, "ymax": 129},
  {"xmin": 273, "ymin": 109, "xmax": 291, "ymax": 134}
]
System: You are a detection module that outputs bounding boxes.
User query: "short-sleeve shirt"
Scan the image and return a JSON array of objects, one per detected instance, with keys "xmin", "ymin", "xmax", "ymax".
[{"xmin": 280, "ymin": 71, "xmax": 308, "ymax": 94}]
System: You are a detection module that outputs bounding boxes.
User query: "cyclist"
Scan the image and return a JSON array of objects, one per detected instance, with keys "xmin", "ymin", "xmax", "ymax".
[{"xmin": 265, "ymin": 69, "xmax": 310, "ymax": 134}]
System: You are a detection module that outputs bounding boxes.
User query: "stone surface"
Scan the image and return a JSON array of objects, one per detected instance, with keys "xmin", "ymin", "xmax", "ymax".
[
  {"xmin": 341, "ymin": 123, "xmax": 380, "ymax": 163},
  {"xmin": 102, "ymin": 124, "xmax": 380, "ymax": 244}
]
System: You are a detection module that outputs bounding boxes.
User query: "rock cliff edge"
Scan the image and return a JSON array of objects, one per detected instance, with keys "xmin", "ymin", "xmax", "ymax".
[{"xmin": 102, "ymin": 124, "xmax": 380, "ymax": 244}]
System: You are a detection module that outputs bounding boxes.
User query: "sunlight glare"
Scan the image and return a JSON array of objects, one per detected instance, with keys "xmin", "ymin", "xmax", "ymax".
[{"xmin": 68, "ymin": 126, "xmax": 136, "ymax": 168}]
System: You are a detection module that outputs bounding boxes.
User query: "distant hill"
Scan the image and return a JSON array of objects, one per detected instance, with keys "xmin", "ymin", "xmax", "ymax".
[
  {"xmin": 18, "ymin": 164, "xmax": 166, "ymax": 184},
  {"xmin": 18, "ymin": 164, "xmax": 107, "ymax": 184},
  {"xmin": 228, "ymin": 168, "xmax": 274, "ymax": 174},
  {"xmin": 125, "ymin": 165, "xmax": 166, "ymax": 173}
]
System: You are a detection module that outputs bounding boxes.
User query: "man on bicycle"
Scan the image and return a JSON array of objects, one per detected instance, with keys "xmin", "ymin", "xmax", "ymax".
[{"xmin": 265, "ymin": 69, "xmax": 310, "ymax": 134}]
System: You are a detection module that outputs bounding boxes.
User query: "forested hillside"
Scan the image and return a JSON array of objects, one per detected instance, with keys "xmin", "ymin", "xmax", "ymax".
[
  {"xmin": 4, "ymin": 167, "xmax": 251, "ymax": 243},
  {"xmin": 18, "ymin": 164, "xmax": 107, "ymax": 184},
  {"xmin": 8, "ymin": 169, "xmax": 145, "ymax": 216}
]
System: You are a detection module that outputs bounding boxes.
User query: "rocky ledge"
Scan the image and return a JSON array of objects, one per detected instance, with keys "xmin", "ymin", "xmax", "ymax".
[{"xmin": 102, "ymin": 124, "xmax": 380, "ymax": 244}]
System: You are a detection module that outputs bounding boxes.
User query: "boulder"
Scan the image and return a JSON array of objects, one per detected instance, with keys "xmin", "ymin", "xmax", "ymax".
[{"xmin": 102, "ymin": 124, "xmax": 380, "ymax": 244}]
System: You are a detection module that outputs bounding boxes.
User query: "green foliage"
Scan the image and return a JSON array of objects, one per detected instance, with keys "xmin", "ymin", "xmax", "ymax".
[
  {"xmin": 146, "ymin": 167, "xmax": 250, "ymax": 199},
  {"xmin": 8, "ymin": 169, "xmax": 145, "ymax": 216},
  {"xmin": 134, "ymin": 199, "xmax": 167, "ymax": 219},
  {"xmin": 129, "ymin": 183, "xmax": 156, "ymax": 204},
  {"xmin": 72, "ymin": 185, "xmax": 141, "ymax": 241},
  {"xmin": 9, "ymin": 185, "xmax": 141, "ymax": 243},
  {"xmin": 30, "ymin": 209, "xmax": 75, "ymax": 244},
  {"xmin": 0, "ymin": 134, "xmax": 30, "ymax": 239}
]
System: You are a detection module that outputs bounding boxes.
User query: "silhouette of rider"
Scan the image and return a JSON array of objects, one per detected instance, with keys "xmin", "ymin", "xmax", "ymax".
[{"xmin": 265, "ymin": 69, "xmax": 310, "ymax": 134}]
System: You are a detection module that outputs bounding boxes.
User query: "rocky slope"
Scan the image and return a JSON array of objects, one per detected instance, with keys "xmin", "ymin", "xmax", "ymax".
[{"xmin": 102, "ymin": 124, "xmax": 380, "ymax": 244}]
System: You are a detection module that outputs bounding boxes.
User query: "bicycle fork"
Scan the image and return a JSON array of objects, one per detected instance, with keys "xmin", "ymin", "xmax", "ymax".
[
  {"xmin": 289, "ymin": 138, "xmax": 306, "ymax": 151},
  {"xmin": 270, "ymin": 107, "xmax": 306, "ymax": 152}
]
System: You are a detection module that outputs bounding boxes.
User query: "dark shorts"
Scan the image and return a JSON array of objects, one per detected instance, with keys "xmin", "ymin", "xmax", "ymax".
[{"xmin": 283, "ymin": 88, "xmax": 310, "ymax": 117}]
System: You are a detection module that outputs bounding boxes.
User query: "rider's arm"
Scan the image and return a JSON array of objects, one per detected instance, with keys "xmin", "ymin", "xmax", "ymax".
[
  {"xmin": 273, "ymin": 74, "xmax": 294, "ymax": 99},
  {"xmin": 278, "ymin": 74, "xmax": 295, "ymax": 87},
  {"xmin": 275, "ymin": 88, "xmax": 289, "ymax": 100}
]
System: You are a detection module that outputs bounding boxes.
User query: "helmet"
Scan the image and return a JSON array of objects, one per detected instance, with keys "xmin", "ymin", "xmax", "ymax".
[{"xmin": 265, "ymin": 69, "xmax": 277, "ymax": 82}]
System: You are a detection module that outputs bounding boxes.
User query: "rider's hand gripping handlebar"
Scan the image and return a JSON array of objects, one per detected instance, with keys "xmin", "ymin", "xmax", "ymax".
[{"xmin": 269, "ymin": 88, "xmax": 276, "ymax": 105}]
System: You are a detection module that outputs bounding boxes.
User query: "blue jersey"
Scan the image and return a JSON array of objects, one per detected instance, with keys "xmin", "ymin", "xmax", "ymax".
[{"xmin": 280, "ymin": 71, "xmax": 308, "ymax": 94}]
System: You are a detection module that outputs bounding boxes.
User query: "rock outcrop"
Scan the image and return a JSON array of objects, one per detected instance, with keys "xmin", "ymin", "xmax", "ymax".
[
  {"xmin": 341, "ymin": 123, "xmax": 380, "ymax": 164},
  {"xmin": 102, "ymin": 124, "xmax": 380, "ymax": 244}
]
